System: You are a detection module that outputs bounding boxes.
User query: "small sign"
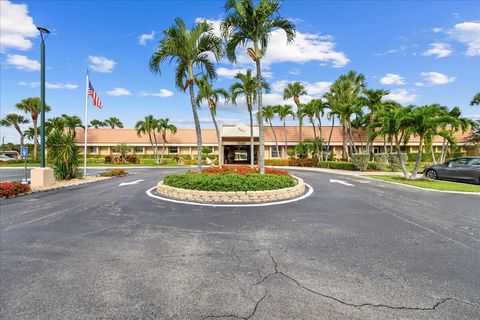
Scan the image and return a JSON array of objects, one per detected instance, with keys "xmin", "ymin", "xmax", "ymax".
[{"xmin": 21, "ymin": 146, "xmax": 28, "ymax": 158}]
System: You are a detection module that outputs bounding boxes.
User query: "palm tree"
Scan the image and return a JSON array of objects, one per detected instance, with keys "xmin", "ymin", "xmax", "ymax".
[
  {"xmin": 0, "ymin": 114, "xmax": 29, "ymax": 147},
  {"xmin": 135, "ymin": 115, "xmax": 160, "ymax": 164},
  {"xmin": 24, "ymin": 127, "xmax": 38, "ymax": 146},
  {"xmin": 222, "ymin": 0, "xmax": 296, "ymax": 173},
  {"xmin": 362, "ymin": 89, "xmax": 389, "ymax": 154},
  {"xmin": 275, "ymin": 104, "xmax": 295, "ymax": 158},
  {"xmin": 471, "ymin": 92, "xmax": 480, "ymax": 106},
  {"xmin": 263, "ymin": 105, "xmax": 280, "ymax": 158},
  {"xmin": 229, "ymin": 69, "xmax": 270, "ymax": 167},
  {"xmin": 439, "ymin": 107, "xmax": 476, "ymax": 163},
  {"xmin": 195, "ymin": 75, "xmax": 229, "ymax": 166},
  {"xmin": 90, "ymin": 119, "xmax": 106, "ymax": 129},
  {"xmin": 45, "ymin": 117, "xmax": 66, "ymax": 134},
  {"xmin": 302, "ymin": 101, "xmax": 321, "ymax": 160},
  {"xmin": 283, "ymin": 82, "xmax": 307, "ymax": 140},
  {"xmin": 310, "ymin": 99, "xmax": 329, "ymax": 160},
  {"xmin": 158, "ymin": 118, "xmax": 177, "ymax": 164},
  {"xmin": 104, "ymin": 117, "xmax": 123, "ymax": 129},
  {"xmin": 61, "ymin": 114, "xmax": 84, "ymax": 137},
  {"xmin": 150, "ymin": 18, "xmax": 222, "ymax": 171},
  {"xmin": 327, "ymin": 71, "xmax": 366, "ymax": 160},
  {"xmin": 15, "ymin": 97, "xmax": 51, "ymax": 160}
]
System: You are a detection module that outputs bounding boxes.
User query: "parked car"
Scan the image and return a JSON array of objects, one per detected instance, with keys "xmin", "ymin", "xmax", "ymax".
[
  {"xmin": 0, "ymin": 155, "xmax": 15, "ymax": 162},
  {"xmin": 424, "ymin": 157, "xmax": 480, "ymax": 184}
]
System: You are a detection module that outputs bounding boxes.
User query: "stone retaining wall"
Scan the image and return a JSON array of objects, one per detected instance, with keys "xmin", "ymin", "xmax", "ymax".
[{"xmin": 156, "ymin": 176, "xmax": 306, "ymax": 203}]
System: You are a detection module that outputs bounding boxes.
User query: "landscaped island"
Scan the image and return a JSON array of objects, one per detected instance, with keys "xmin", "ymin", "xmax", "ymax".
[{"xmin": 157, "ymin": 166, "xmax": 306, "ymax": 203}]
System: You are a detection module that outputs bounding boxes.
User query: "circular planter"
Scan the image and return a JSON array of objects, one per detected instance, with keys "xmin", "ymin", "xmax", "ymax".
[{"xmin": 156, "ymin": 175, "xmax": 306, "ymax": 203}]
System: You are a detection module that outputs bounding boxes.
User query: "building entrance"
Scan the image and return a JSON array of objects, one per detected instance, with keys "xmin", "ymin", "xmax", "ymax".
[{"xmin": 223, "ymin": 145, "xmax": 256, "ymax": 165}]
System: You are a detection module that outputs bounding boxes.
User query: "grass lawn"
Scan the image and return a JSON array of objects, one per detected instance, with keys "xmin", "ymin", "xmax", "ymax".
[{"xmin": 367, "ymin": 175, "xmax": 480, "ymax": 193}]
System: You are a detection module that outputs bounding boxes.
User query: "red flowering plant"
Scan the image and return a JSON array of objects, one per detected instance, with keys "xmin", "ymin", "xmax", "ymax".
[
  {"xmin": 1, "ymin": 181, "xmax": 31, "ymax": 198},
  {"xmin": 201, "ymin": 165, "xmax": 290, "ymax": 176}
]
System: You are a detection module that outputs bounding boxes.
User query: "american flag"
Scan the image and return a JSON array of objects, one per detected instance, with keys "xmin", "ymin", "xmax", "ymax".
[{"xmin": 88, "ymin": 81, "xmax": 102, "ymax": 109}]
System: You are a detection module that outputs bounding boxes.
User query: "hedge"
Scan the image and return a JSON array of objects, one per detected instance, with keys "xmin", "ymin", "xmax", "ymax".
[
  {"xmin": 373, "ymin": 153, "xmax": 389, "ymax": 171},
  {"xmin": 351, "ymin": 153, "xmax": 370, "ymax": 171},
  {"xmin": 163, "ymin": 173, "xmax": 295, "ymax": 192},
  {"xmin": 317, "ymin": 161, "xmax": 356, "ymax": 170}
]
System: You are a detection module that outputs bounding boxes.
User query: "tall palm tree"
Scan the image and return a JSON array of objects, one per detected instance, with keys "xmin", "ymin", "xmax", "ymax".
[
  {"xmin": 283, "ymin": 82, "xmax": 307, "ymax": 140},
  {"xmin": 327, "ymin": 71, "xmax": 366, "ymax": 160},
  {"xmin": 195, "ymin": 75, "xmax": 229, "ymax": 166},
  {"xmin": 104, "ymin": 117, "xmax": 123, "ymax": 129},
  {"xmin": 439, "ymin": 107, "xmax": 476, "ymax": 163},
  {"xmin": 157, "ymin": 118, "xmax": 177, "ymax": 164},
  {"xmin": 222, "ymin": 0, "xmax": 296, "ymax": 173},
  {"xmin": 150, "ymin": 18, "xmax": 222, "ymax": 170},
  {"xmin": 24, "ymin": 127, "xmax": 38, "ymax": 146},
  {"xmin": 61, "ymin": 114, "xmax": 84, "ymax": 137},
  {"xmin": 135, "ymin": 115, "xmax": 160, "ymax": 164},
  {"xmin": 275, "ymin": 104, "xmax": 295, "ymax": 158},
  {"xmin": 471, "ymin": 92, "xmax": 480, "ymax": 106},
  {"xmin": 310, "ymin": 98, "xmax": 329, "ymax": 160},
  {"xmin": 302, "ymin": 101, "xmax": 321, "ymax": 160},
  {"xmin": 362, "ymin": 88, "xmax": 389, "ymax": 154},
  {"xmin": 0, "ymin": 114, "xmax": 29, "ymax": 147},
  {"xmin": 90, "ymin": 119, "xmax": 107, "ymax": 129},
  {"xmin": 263, "ymin": 105, "xmax": 280, "ymax": 158},
  {"xmin": 229, "ymin": 69, "xmax": 270, "ymax": 167},
  {"xmin": 15, "ymin": 97, "xmax": 51, "ymax": 160},
  {"xmin": 45, "ymin": 117, "xmax": 66, "ymax": 134}
]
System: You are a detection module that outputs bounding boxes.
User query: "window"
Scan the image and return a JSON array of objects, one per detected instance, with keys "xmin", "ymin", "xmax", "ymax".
[
  {"xmin": 372, "ymin": 147, "xmax": 381, "ymax": 154},
  {"xmin": 88, "ymin": 146, "xmax": 97, "ymax": 154},
  {"xmin": 134, "ymin": 146, "xmax": 144, "ymax": 154},
  {"xmin": 468, "ymin": 158, "xmax": 480, "ymax": 166},
  {"xmin": 234, "ymin": 150, "xmax": 248, "ymax": 161},
  {"xmin": 169, "ymin": 146, "xmax": 178, "ymax": 154},
  {"xmin": 271, "ymin": 147, "xmax": 280, "ymax": 158},
  {"xmin": 448, "ymin": 158, "xmax": 469, "ymax": 167}
]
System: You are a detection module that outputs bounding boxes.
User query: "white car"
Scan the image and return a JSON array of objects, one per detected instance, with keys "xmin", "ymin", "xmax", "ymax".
[{"xmin": 0, "ymin": 155, "xmax": 15, "ymax": 161}]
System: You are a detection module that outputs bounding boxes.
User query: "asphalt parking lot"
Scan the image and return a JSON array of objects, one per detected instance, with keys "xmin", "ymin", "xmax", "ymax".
[{"xmin": 1, "ymin": 168, "xmax": 479, "ymax": 319}]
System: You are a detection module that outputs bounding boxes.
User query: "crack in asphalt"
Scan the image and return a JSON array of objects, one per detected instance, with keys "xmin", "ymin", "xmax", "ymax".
[
  {"xmin": 250, "ymin": 250, "xmax": 480, "ymax": 312},
  {"xmin": 202, "ymin": 293, "xmax": 268, "ymax": 320}
]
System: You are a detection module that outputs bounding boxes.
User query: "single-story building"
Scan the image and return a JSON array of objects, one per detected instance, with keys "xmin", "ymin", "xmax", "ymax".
[{"xmin": 74, "ymin": 124, "xmax": 476, "ymax": 164}]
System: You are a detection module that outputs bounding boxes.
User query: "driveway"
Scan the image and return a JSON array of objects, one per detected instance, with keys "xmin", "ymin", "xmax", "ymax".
[{"xmin": 1, "ymin": 168, "xmax": 479, "ymax": 319}]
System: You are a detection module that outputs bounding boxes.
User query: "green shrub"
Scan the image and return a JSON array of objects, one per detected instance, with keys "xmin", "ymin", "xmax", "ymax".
[
  {"xmin": 163, "ymin": 173, "xmax": 295, "ymax": 192},
  {"xmin": 351, "ymin": 153, "xmax": 370, "ymax": 171},
  {"xmin": 46, "ymin": 130, "xmax": 80, "ymax": 180},
  {"xmin": 373, "ymin": 153, "xmax": 389, "ymax": 171},
  {"xmin": 288, "ymin": 158, "xmax": 318, "ymax": 167},
  {"xmin": 265, "ymin": 159, "xmax": 289, "ymax": 166},
  {"xmin": 317, "ymin": 161, "xmax": 356, "ymax": 170},
  {"xmin": 388, "ymin": 153, "xmax": 408, "ymax": 171},
  {"xmin": 367, "ymin": 162, "xmax": 381, "ymax": 171}
]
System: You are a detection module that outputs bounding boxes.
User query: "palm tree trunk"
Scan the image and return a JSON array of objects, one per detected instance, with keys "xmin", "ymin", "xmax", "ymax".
[
  {"xmin": 296, "ymin": 101, "xmax": 303, "ymax": 142},
  {"xmin": 33, "ymin": 118, "xmax": 38, "ymax": 160},
  {"xmin": 411, "ymin": 136, "xmax": 424, "ymax": 179},
  {"xmin": 326, "ymin": 117, "xmax": 335, "ymax": 161},
  {"xmin": 440, "ymin": 137, "xmax": 447, "ymax": 163},
  {"xmin": 248, "ymin": 107, "xmax": 254, "ymax": 167},
  {"xmin": 188, "ymin": 71, "xmax": 202, "ymax": 171},
  {"xmin": 209, "ymin": 107, "xmax": 222, "ymax": 166},
  {"xmin": 347, "ymin": 123, "xmax": 357, "ymax": 154},
  {"xmin": 270, "ymin": 120, "xmax": 280, "ymax": 158},
  {"xmin": 312, "ymin": 123, "xmax": 320, "ymax": 161},
  {"xmin": 283, "ymin": 120, "xmax": 288, "ymax": 159},
  {"xmin": 148, "ymin": 132, "xmax": 155, "ymax": 162},
  {"xmin": 317, "ymin": 117, "xmax": 324, "ymax": 160},
  {"xmin": 152, "ymin": 132, "xmax": 159, "ymax": 164},
  {"xmin": 383, "ymin": 135, "xmax": 387, "ymax": 154},
  {"xmin": 431, "ymin": 145, "xmax": 437, "ymax": 164},
  {"xmin": 255, "ymin": 58, "xmax": 265, "ymax": 174},
  {"xmin": 161, "ymin": 132, "xmax": 166, "ymax": 164},
  {"xmin": 395, "ymin": 135, "xmax": 409, "ymax": 179},
  {"xmin": 342, "ymin": 122, "xmax": 349, "ymax": 160}
]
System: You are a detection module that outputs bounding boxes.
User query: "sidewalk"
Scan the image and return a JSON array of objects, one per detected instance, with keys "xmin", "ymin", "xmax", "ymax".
[{"xmin": 271, "ymin": 166, "xmax": 421, "ymax": 178}]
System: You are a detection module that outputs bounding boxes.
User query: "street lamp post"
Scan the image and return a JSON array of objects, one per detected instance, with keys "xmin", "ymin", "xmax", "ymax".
[{"xmin": 37, "ymin": 26, "xmax": 50, "ymax": 168}]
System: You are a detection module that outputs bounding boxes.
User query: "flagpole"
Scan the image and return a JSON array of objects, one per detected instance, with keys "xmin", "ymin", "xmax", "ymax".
[{"xmin": 84, "ymin": 70, "xmax": 89, "ymax": 178}]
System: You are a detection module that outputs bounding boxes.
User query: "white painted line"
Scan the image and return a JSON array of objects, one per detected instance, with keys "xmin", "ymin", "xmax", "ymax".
[
  {"xmin": 145, "ymin": 184, "xmax": 314, "ymax": 207},
  {"xmin": 329, "ymin": 178, "xmax": 354, "ymax": 187},
  {"xmin": 119, "ymin": 179, "xmax": 144, "ymax": 187}
]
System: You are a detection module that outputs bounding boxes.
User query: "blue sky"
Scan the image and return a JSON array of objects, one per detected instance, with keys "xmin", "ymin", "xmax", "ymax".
[{"xmin": 1, "ymin": 0, "xmax": 479, "ymax": 143}]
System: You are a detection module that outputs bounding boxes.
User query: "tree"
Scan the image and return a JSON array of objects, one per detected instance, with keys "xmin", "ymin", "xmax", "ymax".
[
  {"xmin": 302, "ymin": 100, "xmax": 321, "ymax": 160},
  {"xmin": 283, "ymin": 82, "xmax": 307, "ymax": 140},
  {"xmin": 362, "ymin": 89, "xmax": 389, "ymax": 154},
  {"xmin": 326, "ymin": 71, "xmax": 366, "ymax": 160},
  {"xmin": 158, "ymin": 118, "xmax": 177, "ymax": 164},
  {"xmin": 263, "ymin": 105, "xmax": 280, "ymax": 158},
  {"xmin": 104, "ymin": 117, "xmax": 123, "ymax": 129},
  {"xmin": 15, "ymin": 97, "xmax": 51, "ymax": 160},
  {"xmin": 90, "ymin": 119, "xmax": 107, "ymax": 128},
  {"xmin": 230, "ymin": 69, "xmax": 270, "ymax": 167},
  {"xmin": 46, "ymin": 129, "xmax": 80, "ymax": 180},
  {"xmin": 311, "ymin": 98, "xmax": 328, "ymax": 160},
  {"xmin": 470, "ymin": 92, "xmax": 480, "ymax": 106},
  {"xmin": 150, "ymin": 18, "xmax": 222, "ymax": 171},
  {"xmin": 195, "ymin": 75, "xmax": 229, "ymax": 166},
  {"xmin": 24, "ymin": 127, "xmax": 38, "ymax": 146},
  {"xmin": 0, "ymin": 114, "xmax": 29, "ymax": 147},
  {"xmin": 116, "ymin": 143, "xmax": 132, "ymax": 163},
  {"xmin": 275, "ymin": 104, "xmax": 295, "ymax": 158},
  {"xmin": 61, "ymin": 114, "xmax": 84, "ymax": 137},
  {"xmin": 135, "ymin": 115, "xmax": 160, "ymax": 164},
  {"xmin": 222, "ymin": 0, "xmax": 295, "ymax": 173},
  {"xmin": 45, "ymin": 117, "xmax": 66, "ymax": 134}
]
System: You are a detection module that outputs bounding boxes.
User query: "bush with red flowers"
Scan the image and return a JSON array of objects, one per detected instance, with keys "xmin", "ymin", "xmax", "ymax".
[
  {"xmin": 201, "ymin": 165, "xmax": 290, "ymax": 176},
  {"xmin": 1, "ymin": 181, "xmax": 31, "ymax": 198}
]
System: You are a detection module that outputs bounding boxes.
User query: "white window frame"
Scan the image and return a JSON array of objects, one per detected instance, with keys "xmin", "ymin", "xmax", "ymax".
[
  {"xmin": 271, "ymin": 147, "xmax": 280, "ymax": 158},
  {"xmin": 168, "ymin": 146, "xmax": 178, "ymax": 154},
  {"xmin": 134, "ymin": 146, "xmax": 144, "ymax": 154}
]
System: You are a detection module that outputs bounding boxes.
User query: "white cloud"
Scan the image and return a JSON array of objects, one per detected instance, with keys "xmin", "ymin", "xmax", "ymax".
[
  {"xmin": 420, "ymin": 71, "xmax": 456, "ymax": 85},
  {"xmin": 384, "ymin": 89, "xmax": 418, "ymax": 103},
  {"xmin": 139, "ymin": 89, "xmax": 173, "ymax": 97},
  {"xmin": 422, "ymin": 43, "xmax": 452, "ymax": 58},
  {"xmin": 289, "ymin": 68, "xmax": 300, "ymax": 75},
  {"xmin": 380, "ymin": 73, "xmax": 405, "ymax": 85},
  {"xmin": 217, "ymin": 67, "xmax": 248, "ymax": 78},
  {"xmin": 5, "ymin": 54, "xmax": 40, "ymax": 71},
  {"xmin": 138, "ymin": 31, "xmax": 155, "ymax": 45},
  {"xmin": 432, "ymin": 27, "xmax": 443, "ymax": 33},
  {"xmin": 271, "ymin": 80, "xmax": 331, "ymax": 97},
  {"xmin": 449, "ymin": 21, "xmax": 480, "ymax": 56},
  {"xmin": 88, "ymin": 55, "xmax": 116, "ymax": 73},
  {"xmin": 414, "ymin": 82, "xmax": 424, "ymax": 87},
  {"xmin": 18, "ymin": 81, "xmax": 78, "ymax": 89},
  {"xmin": 106, "ymin": 87, "xmax": 131, "ymax": 96},
  {"xmin": 197, "ymin": 17, "xmax": 350, "ymax": 68},
  {"xmin": 0, "ymin": 1, "xmax": 37, "ymax": 52}
]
